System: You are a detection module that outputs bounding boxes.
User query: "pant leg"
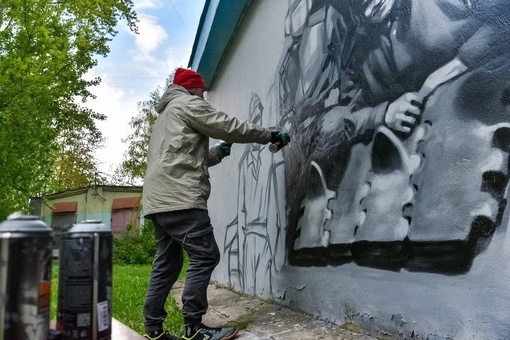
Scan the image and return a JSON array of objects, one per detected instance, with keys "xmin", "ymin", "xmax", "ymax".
[
  {"xmin": 153, "ymin": 209, "xmax": 220, "ymax": 326},
  {"xmin": 143, "ymin": 217, "xmax": 184, "ymax": 332}
]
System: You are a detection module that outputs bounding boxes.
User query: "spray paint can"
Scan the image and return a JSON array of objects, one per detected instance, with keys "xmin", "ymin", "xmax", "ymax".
[
  {"xmin": 56, "ymin": 221, "xmax": 112, "ymax": 340},
  {"xmin": 268, "ymin": 140, "xmax": 284, "ymax": 153},
  {"xmin": 0, "ymin": 212, "xmax": 53, "ymax": 340},
  {"xmin": 269, "ymin": 132, "xmax": 290, "ymax": 153}
]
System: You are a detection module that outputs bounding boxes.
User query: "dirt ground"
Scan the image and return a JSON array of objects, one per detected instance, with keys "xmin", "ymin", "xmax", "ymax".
[{"xmin": 172, "ymin": 281, "xmax": 377, "ymax": 340}]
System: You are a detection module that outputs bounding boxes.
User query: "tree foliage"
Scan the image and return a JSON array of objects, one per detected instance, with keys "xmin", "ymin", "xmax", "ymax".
[
  {"xmin": 45, "ymin": 106, "xmax": 106, "ymax": 193},
  {"xmin": 0, "ymin": 0, "xmax": 138, "ymax": 219},
  {"xmin": 113, "ymin": 72, "xmax": 175, "ymax": 185}
]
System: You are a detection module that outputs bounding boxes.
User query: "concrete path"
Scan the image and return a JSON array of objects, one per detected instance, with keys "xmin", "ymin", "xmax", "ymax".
[
  {"xmin": 50, "ymin": 319, "xmax": 146, "ymax": 339},
  {"xmin": 112, "ymin": 318, "xmax": 146, "ymax": 339},
  {"xmin": 172, "ymin": 282, "xmax": 376, "ymax": 340},
  {"xmin": 52, "ymin": 281, "xmax": 376, "ymax": 339}
]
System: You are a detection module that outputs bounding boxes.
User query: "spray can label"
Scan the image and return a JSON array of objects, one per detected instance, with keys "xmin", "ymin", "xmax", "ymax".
[{"xmin": 57, "ymin": 226, "xmax": 112, "ymax": 340}]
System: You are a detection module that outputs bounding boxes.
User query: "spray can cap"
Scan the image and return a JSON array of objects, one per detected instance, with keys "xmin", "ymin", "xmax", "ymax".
[
  {"xmin": 0, "ymin": 212, "xmax": 50, "ymax": 232},
  {"xmin": 68, "ymin": 220, "xmax": 109, "ymax": 233}
]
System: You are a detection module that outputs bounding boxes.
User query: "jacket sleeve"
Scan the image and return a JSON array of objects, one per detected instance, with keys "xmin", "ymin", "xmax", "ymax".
[
  {"xmin": 183, "ymin": 96, "xmax": 273, "ymax": 144},
  {"xmin": 351, "ymin": 101, "xmax": 388, "ymax": 136},
  {"xmin": 317, "ymin": 102, "xmax": 387, "ymax": 151}
]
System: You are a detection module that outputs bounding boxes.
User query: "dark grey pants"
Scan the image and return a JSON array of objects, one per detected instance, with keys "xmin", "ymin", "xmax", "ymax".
[{"xmin": 143, "ymin": 209, "xmax": 220, "ymax": 332}]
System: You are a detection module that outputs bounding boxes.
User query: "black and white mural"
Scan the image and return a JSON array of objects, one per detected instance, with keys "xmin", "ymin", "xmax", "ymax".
[
  {"xmin": 280, "ymin": 0, "xmax": 510, "ymax": 274},
  {"xmin": 223, "ymin": 0, "xmax": 510, "ymax": 294}
]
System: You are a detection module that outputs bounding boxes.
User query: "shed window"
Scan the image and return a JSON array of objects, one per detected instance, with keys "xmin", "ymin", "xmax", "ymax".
[{"xmin": 51, "ymin": 201, "xmax": 78, "ymax": 250}]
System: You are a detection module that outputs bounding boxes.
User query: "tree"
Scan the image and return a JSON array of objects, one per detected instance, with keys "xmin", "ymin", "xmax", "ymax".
[
  {"xmin": 0, "ymin": 0, "xmax": 138, "ymax": 219},
  {"xmin": 45, "ymin": 106, "xmax": 106, "ymax": 193},
  {"xmin": 113, "ymin": 72, "xmax": 175, "ymax": 185}
]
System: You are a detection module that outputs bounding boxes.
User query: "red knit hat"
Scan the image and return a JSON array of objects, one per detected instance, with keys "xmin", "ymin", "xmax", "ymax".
[{"xmin": 173, "ymin": 68, "xmax": 206, "ymax": 89}]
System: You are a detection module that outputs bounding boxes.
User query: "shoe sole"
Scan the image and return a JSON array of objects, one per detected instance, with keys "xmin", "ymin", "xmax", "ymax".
[{"xmin": 220, "ymin": 328, "xmax": 239, "ymax": 340}]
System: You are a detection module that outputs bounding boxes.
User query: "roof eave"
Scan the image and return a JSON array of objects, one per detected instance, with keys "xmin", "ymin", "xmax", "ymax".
[{"xmin": 188, "ymin": 0, "xmax": 253, "ymax": 89}]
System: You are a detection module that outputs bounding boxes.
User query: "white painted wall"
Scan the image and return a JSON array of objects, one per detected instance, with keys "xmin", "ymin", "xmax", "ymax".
[{"xmin": 206, "ymin": 0, "xmax": 288, "ymax": 292}]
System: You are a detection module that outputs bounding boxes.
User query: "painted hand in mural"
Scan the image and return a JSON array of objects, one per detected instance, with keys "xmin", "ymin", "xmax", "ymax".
[
  {"xmin": 363, "ymin": 0, "xmax": 396, "ymax": 23},
  {"xmin": 384, "ymin": 92, "xmax": 424, "ymax": 134}
]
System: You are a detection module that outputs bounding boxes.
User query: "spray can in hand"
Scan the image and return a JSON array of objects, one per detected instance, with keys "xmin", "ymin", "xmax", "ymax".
[
  {"xmin": 215, "ymin": 140, "xmax": 232, "ymax": 158},
  {"xmin": 269, "ymin": 131, "xmax": 291, "ymax": 153},
  {"xmin": 268, "ymin": 140, "xmax": 284, "ymax": 153}
]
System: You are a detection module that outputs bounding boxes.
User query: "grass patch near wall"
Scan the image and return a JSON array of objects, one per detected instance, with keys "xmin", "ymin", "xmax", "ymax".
[
  {"xmin": 112, "ymin": 264, "xmax": 185, "ymax": 335},
  {"xmin": 50, "ymin": 261, "xmax": 59, "ymax": 321},
  {"xmin": 51, "ymin": 262, "xmax": 189, "ymax": 336},
  {"xmin": 342, "ymin": 321, "xmax": 362, "ymax": 333}
]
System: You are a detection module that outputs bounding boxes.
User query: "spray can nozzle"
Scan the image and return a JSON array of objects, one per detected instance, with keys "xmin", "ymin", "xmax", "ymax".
[
  {"xmin": 269, "ymin": 140, "xmax": 284, "ymax": 153},
  {"xmin": 269, "ymin": 130, "xmax": 291, "ymax": 153}
]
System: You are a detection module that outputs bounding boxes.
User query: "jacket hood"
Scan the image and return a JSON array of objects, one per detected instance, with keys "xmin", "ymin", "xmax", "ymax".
[{"xmin": 155, "ymin": 84, "xmax": 190, "ymax": 114}]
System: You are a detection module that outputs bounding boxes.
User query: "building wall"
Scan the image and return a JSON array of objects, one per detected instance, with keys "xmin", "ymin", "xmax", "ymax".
[
  {"xmin": 206, "ymin": 1, "xmax": 510, "ymax": 339},
  {"xmin": 41, "ymin": 189, "xmax": 87, "ymax": 227},
  {"xmin": 40, "ymin": 187, "xmax": 142, "ymax": 232}
]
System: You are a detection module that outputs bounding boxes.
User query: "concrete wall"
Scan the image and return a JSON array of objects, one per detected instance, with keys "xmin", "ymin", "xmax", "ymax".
[{"xmin": 206, "ymin": 0, "xmax": 510, "ymax": 339}]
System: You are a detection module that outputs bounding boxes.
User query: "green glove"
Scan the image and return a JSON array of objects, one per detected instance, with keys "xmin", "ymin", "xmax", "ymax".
[
  {"xmin": 216, "ymin": 141, "xmax": 232, "ymax": 158},
  {"xmin": 270, "ymin": 131, "xmax": 291, "ymax": 146},
  {"xmin": 269, "ymin": 131, "xmax": 291, "ymax": 153}
]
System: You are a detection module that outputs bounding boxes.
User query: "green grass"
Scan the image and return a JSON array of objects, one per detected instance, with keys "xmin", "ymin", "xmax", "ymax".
[
  {"xmin": 51, "ymin": 260, "xmax": 188, "ymax": 336},
  {"xmin": 50, "ymin": 261, "xmax": 59, "ymax": 321},
  {"xmin": 342, "ymin": 321, "xmax": 362, "ymax": 333}
]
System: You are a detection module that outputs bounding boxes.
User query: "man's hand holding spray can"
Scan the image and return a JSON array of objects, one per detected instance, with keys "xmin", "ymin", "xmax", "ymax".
[
  {"xmin": 215, "ymin": 140, "xmax": 233, "ymax": 159},
  {"xmin": 269, "ymin": 131, "xmax": 291, "ymax": 153},
  {"xmin": 215, "ymin": 130, "xmax": 291, "ymax": 157}
]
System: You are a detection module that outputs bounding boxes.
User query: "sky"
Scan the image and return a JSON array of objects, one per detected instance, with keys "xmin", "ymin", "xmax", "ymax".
[{"xmin": 84, "ymin": 0, "xmax": 206, "ymax": 180}]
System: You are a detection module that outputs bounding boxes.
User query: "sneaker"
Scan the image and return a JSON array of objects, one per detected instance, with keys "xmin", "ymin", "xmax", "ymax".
[
  {"xmin": 144, "ymin": 330, "xmax": 180, "ymax": 340},
  {"xmin": 183, "ymin": 323, "xmax": 238, "ymax": 340}
]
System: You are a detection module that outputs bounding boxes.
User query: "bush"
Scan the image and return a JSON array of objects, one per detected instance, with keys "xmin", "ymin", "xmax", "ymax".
[{"xmin": 113, "ymin": 220, "xmax": 156, "ymax": 265}]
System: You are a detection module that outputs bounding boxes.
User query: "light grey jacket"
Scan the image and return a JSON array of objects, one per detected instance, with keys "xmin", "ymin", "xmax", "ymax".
[{"xmin": 142, "ymin": 85, "xmax": 273, "ymax": 216}]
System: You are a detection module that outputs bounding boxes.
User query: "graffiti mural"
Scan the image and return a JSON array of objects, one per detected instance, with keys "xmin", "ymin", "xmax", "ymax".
[
  {"xmin": 223, "ymin": 94, "xmax": 287, "ymax": 295},
  {"xmin": 275, "ymin": 0, "xmax": 510, "ymax": 274},
  {"xmin": 222, "ymin": 0, "xmax": 510, "ymax": 286}
]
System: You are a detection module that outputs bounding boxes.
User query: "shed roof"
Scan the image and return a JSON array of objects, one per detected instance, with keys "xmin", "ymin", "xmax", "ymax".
[
  {"xmin": 37, "ymin": 185, "xmax": 143, "ymax": 200},
  {"xmin": 188, "ymin": 0, "xmax": 253, "ymax": 89}
]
